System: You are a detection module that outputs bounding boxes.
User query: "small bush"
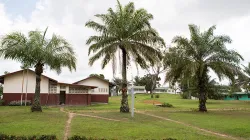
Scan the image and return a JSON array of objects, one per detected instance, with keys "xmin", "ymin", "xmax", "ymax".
[
  {"xmin": 0, "ymin": 100, "xmax": 4, "ymax": 106},
  {"xmin": 161, "ymin": 102, "xmax": 173, "ymax": 108},
  {"xmin": 0, "ymin": 134, "xmax": 57, "ymax": 140},
  {"xmin": 180, "ymin": 92, "xmax": 189, "ymax": 99},
  {"xmin": 9, "ymin": 100, "xmax": 31, "ymax": 106},
  {"xmin": 155, "ymin": 94, "xmax": 160, "ymax": 98},
  {"xmin": 68, "ymin": 135, "xmax": 107, "ymax": 140}
]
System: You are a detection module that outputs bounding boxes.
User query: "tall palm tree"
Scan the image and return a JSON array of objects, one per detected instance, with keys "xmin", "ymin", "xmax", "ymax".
[
  {"xmin": 165, "ymin": 24, "xmax": 243, "ymax": 112},
  {"xmin": 0, "ymin": 28, "xmax": 76, "ymax": 112},
  {"xmin": 86, "ymin": 1, "xmax": 165, "ymax": 112}
]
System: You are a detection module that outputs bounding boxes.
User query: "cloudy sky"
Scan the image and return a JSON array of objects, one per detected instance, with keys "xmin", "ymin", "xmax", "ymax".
[{"xmin": 0, "ymin": 0, "xmax": 250, "ymax": 85}]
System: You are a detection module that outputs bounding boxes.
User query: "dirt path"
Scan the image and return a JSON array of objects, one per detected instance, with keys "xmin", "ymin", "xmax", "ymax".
[
  {"xmin": 137, "ymin": 111, "xmax": 244, "ymax": 140},
  {"xmin": 60, "ymin": 107, "xmax": 122, "ymax": 140},
  {"xmin": 63, "ymin": 112, "xmax": 75, "ymax": 140}
]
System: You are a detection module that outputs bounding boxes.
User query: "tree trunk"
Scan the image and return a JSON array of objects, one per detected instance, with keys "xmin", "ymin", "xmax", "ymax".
[
  {"xmin": 150, "ymin": 90, "xmax": 153, "ymax": 98},
  {"xmin": 150, "ymin": 74, "xmax": 155, "ymax": 98},
  {"xmin": 120, "ymin": 48, "xmax": 129, "ymax": 113},
  {"xmin": 31, "ymin": 63, "xmax": 43, "ymax": 112},
  {"xmin": 198, "ymin": 71, "xmax": 207, "ymax": 112}
]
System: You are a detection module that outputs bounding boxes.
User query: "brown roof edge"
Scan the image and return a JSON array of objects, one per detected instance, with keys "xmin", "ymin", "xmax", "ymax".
[
  {"xmin": 0, "ymin": 69, "xmax": 58, "ymax": 82},
  {"xmin": 73, "ymin": 75, "xmax": 111, "ymax": 84},
  {"xmin": 58, "ymin": 82, "xmax": 97, "ymax": 89}
]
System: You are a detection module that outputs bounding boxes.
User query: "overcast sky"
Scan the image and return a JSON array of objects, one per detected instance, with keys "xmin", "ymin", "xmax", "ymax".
[{"xmin": 0, "ymin": 0, "xmax": 250, "ymax": 85}]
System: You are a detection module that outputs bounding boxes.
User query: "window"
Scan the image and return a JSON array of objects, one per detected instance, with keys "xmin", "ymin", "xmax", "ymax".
[
  {"xmin": 49, "ymin": 85, "xmax": 57, "ymax": 93},
  {"xmin": 69, "ymin": 87, "xmax": 75, "ymax": 93},
  {"xmin": 60, "ymin": 86, "xmax": 66, "ymax": 90}
]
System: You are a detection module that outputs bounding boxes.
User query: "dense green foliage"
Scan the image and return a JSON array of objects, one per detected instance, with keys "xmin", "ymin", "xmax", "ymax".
[
  {"xmin": 0, "ymin": 28, "xmax": 76, "ymax": 112},
  {"xmin": 0, "ymin": 134, "xmax": 57, "ymax": 140},
  {"xmin": 179, "ymin": 76, "xmax": 228, "ymax": 100},
  {"xmin": 86, "ymin": 0, "xmax": 165, "ymax": 112},
  {"xmin": 155, "ymin": 94, "xmax": 160, "ymax": 98},
  {"xmin": 89, "ymin": 74, "xmax": 105, "ymax": 79},
  {"xmin": 161, "ymin": 102, "xmax": 174, "ymax": 108},
  {"xmin": 236, "ymin": 62, "xmax": 250, "ymax": 92},
  {"xmin": 8, "ymin": 100, "xmax": 31, "ymax": 106},
  {"xmin": 165, "ymin": 24, "xmax": 243, "ymax": 111},
  {"xmin": 134, "ymin": 74, "xmax": 161, "ymax": 92}
]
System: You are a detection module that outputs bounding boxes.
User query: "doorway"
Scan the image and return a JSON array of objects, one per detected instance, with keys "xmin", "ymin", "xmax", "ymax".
[{"xmin": 60, "ymin": 91, "xmax": 66, "ymax": 105}]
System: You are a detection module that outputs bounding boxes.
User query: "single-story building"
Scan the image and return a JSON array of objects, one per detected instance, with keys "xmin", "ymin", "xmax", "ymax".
[
  {"xmin": 127, "ymin": 86, "xmax": 178, "ymax": 94},
  {"xmin": 73, "ymin": 75, "xmax": 113, "ymax": 103},
  {"xmin": 0, "ymin": 69, "xmax": 113, "ymax": 105},
  {"xmin": 224, "ymin": 92, "xmax": 250, "ymax": 101}
]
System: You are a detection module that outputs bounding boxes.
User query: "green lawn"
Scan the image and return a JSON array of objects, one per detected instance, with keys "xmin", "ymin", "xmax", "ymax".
[
  {"xmin": 1, "ymin": 94, "xmax": 250, "ymax": 140},
  {"xmin": 66, "ymin": 94, "xmax": 250, "ymax": 112},
  {"xmin": 149, "ymin": 110, "xmax": 250, "ymax": 139},
  {"xmin": 71, "ymin": 113, "xmax": 226, "ymax": 140},
  {"xmin": 0, "ymin": 106, "xmax": 67, "ymax": 140}
]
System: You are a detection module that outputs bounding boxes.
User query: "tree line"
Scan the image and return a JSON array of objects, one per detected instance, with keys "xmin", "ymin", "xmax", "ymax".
[{"xmin": 0, "ymin": 0, "xmax": 249, "ymax": 112}]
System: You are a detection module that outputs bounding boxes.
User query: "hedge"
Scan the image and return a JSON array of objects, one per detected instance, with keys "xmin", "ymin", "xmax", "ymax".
[{"xmin": 0, "ymin": 134, "xmax": 177, "ymax": 140}]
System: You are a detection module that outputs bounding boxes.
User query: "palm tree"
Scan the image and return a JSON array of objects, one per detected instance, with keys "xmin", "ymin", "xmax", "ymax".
[
  {"xmin": 86, "ymin": 1, "xmax": 165, "ymax": 112},
  {"xmin": 112, "ymin": 77, "xmax": 123, "ymax": 96},
  {"xmin": 165, "ymin": 24, "xmax": 243, "ymax": 112},
  {"xmin": 0, "ymin": 28, "xmax": 76, "ymax": 112},
  {"xmin": 236, "ymin": 63, "xmax": 250, "ymax": 92}
]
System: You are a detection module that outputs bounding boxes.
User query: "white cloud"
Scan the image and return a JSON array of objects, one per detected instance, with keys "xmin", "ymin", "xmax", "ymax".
[{"xmin": 1, "ymin": 0, "xmax": 250, "ymax": 86}]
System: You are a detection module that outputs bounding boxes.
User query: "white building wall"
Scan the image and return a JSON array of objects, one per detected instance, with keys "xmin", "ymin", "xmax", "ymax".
[
  {"xmin": 76, "ymin": 77, "xmax": 109, "ymax": 95},
  {"xmin": 3, "ymin": 71, "xmax": 49, "ymax": 93}
]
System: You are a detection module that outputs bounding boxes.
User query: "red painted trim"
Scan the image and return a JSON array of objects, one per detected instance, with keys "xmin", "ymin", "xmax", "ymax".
[
  {"xmin": 3, "ymin": 93, "xmax": 91, "ymax": 106},
  {"xmin": 90, "ymin": 94, "xmax": 109, "ymax": 103}
]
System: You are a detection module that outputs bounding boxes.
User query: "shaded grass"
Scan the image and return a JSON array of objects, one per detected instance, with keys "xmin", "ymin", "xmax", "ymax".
[
  {"xmin": 0, "ymin": 106, "xmax": 67, "ymax": 139},
  {"xmin": 70, "ymin": 112, "xmax": 226, "ymax": 140},
  {"xmin": 149, "ymin": 110, "xmax": 250, "ymax": 139}
]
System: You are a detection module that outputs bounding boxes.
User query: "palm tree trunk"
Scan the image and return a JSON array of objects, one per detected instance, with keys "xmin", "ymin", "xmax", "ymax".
[
  {"xmin": 120, "ymin": 48, "xmax": 129, "ymax": 113},
  {"xmin": 198, "ymin": 74, "xmax": 207, "ymax": 112},
  {"xmin": 31, "ymin": 63, "xmax": 43, "ymax": 112}
]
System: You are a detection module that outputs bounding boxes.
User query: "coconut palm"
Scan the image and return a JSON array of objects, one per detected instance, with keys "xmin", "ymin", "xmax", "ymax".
[
  {"xmin": 86, "ymin": 1, "xmax": 165, "ymax": 112},
  {"xmin": 165, "ymin": 24, "xmax": 243, "ymax": 112},
  {"xmin": 0, "ymin": 28, "xmax": 76, "ymax": 112}
]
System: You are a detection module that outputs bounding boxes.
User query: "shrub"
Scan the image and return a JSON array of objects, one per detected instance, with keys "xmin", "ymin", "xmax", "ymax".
[
  {"xmin": 161, "ymin": 102, "xmax": 173, "ymax": 108},
  {"xmin": 0, "ymin": 134, "xmax": 57, "ymax": 140},
  {"xmin": 180, "ymin": 92, "xmax": 189, "ymax": 99},
  {"xmin": 0, "ymin": 100, "xmax": 4, "ymax": 106},
  {"xmin": 163, "ymin": 138, "xmax": 177, "ymax": 140},
  {"xmin": 9, "ymin": 100, "xmax": 31, "ymax": 106},
  {"xmin": 155, "ymin": 94, "xmax": 160, "ymax": 98},
  {"xmin": 68, "ymin": 135, "xmax": 107, "ymax": 140}
]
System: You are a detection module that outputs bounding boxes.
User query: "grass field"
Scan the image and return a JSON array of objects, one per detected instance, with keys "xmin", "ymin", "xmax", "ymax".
[
  {"xmin": 0, "ymin": 107, "xmax": 67, "ymax": 140},
  {"xmin": 0, "ymin": 93, "xmax": 250, "ymax": 140}
]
